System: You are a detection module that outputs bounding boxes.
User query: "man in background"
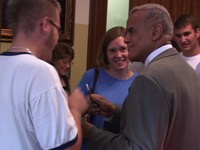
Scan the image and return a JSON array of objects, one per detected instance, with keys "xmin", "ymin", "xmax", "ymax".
[
  {"xmin": 174, "ymin": 14, "xmax": 200, "ymax": 70},
  {"xmin": 0, "ymin": 0, "xmax": 88, "ymax": 149}
]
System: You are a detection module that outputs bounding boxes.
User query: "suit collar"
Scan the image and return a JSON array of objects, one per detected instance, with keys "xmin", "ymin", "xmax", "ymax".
[{"xmin": 150, "ymin": 48, "xmax": 179, "ymax": 64}]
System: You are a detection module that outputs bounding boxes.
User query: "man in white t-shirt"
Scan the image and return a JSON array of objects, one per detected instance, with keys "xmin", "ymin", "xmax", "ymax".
[
  {"xmin": 0, "ymin": 0, "xmax": 88, "ymax": 149},
  {"xmin": 173, "ymin": 14, "xmax": 200, "ymax": 70}
]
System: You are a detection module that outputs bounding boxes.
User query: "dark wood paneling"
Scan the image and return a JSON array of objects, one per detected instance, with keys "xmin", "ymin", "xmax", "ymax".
[
  {"xmin": 87, "ymin": 0, "xmax": 108, "ymax": 69},
  {"xmin": 131, "ymin": 0, "xmax": 200, "ymax": 23}
]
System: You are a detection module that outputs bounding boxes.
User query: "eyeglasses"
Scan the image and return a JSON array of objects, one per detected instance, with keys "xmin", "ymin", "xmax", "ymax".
[
  {"xmin": 46, "ymin": 17, "xmax": 62, "ymax": 34},
  {"xmin": 62, "ymin": 60, "xmax": 74, "ymax": 66}
]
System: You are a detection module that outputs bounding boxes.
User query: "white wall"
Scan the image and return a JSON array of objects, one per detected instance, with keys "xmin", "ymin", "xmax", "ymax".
[
  {"xmin": 75, "ymin": 0, "xmax": 90, "ymax": 24},
  {"xmin": 70, "ymin": 0, "xmax": 90, "ymax": 90},
  {"xmin": 107, "ymin": 0, "xmax": 129, "ymax": 30}
]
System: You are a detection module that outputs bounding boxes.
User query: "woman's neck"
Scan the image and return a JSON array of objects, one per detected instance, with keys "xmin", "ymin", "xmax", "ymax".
[{"xmin": 105, "ymin": 67, "xmax": 134, "ymax": 80}]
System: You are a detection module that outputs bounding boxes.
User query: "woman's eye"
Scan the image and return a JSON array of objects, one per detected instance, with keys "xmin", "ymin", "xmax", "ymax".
[
  {"xmin": 120, "ymin": 47, "xmax": 128, "ymax": 51},
  {"xmin": 108, "ymin": 48, "xmax": 116, "ymax": 53}
]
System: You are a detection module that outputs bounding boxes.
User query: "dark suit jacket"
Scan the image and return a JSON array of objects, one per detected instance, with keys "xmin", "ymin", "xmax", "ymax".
[{"xmin": 87, "ymin": 48, "xmax": 200, "ymax": 150}]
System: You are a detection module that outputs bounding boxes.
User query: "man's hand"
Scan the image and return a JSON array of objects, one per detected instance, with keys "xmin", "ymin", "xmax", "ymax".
[
  {"xmin": 69, "ymin": 88, "xmax": 89, "ymax": 116},
  {"xmin": 89, "ymin": 94, "xmax": 116, "ymax": 118},
  {"xmin": 67, "ymin": 88, "xmax": 90, "ymax": 150}
]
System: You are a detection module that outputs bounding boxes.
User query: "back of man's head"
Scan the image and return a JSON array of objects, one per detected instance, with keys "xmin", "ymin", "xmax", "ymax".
[{"xmin": 6, "ymin": 0, "xmax": 61, "ymax": 37}]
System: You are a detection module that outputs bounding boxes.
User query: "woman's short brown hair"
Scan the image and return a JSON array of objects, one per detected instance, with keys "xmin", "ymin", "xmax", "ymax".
[
  {"xmin": 52, "ymin": 42, "xmax": 74, "ymax": 62},
  {"xmin": 97, "ymin": 26, "xmax": 126, "ymax": 67}
]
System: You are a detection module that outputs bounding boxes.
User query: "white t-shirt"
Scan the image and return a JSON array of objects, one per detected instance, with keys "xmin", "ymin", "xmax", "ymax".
[
  {"xmin": 179, "ymin": 52, "xmax": 200, "ymax": 70},
  {"xmin": 196, "ymin": 62, "xmax": 200, "ymax": 79},
  {"xmin": 0, "ymin": 52, "xmax": 77, "ymax": 150}
]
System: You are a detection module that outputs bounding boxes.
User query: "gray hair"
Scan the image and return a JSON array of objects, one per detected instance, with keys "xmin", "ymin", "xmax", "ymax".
[{"xmin": 130, "ymin": 3, "xmax": 173, "ymax": 36}]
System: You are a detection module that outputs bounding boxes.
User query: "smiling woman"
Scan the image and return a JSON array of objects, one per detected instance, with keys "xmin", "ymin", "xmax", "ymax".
[
  {"xmin": 0, "ymin": 0, "xmax": 76, "ymax": 45},
  {"xmin": 51, "ymin": 42, "xmax": 75, "ymax": 94},
  {"xmin": 78, "ymin": 25, "xmax": 137, "ymax": 131}
]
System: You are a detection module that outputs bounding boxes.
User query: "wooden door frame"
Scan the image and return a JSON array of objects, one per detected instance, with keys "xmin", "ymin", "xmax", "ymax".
[{"xmin": 86, "ymin": 0, "xmax": 108, "ymax": 69}]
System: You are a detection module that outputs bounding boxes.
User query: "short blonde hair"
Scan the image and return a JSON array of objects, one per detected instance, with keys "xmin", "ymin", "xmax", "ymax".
[{"xmin": 7, "ymin": 0, "xmax": 61, "ymax": 36}]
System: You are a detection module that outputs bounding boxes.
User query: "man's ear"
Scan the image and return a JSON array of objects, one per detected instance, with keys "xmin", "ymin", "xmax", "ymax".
[
  {"xmin": 40, "ymin": 17, "xmax": 50, "ymax": 34},
  {"xmin": 195, "ymin": 27, "xmax": 200, "ymax": 38},
  {"xmin": 151, "ymin": 24, "xmax": 163, "ymax": 40}
]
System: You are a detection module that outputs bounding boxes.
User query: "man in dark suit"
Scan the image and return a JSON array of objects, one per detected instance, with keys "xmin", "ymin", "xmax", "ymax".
[{"xmin": 82, "ymin": 3, "xmax": 200, "ymax": 150}]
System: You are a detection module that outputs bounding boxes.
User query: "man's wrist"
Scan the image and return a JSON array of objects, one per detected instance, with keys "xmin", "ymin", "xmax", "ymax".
[
  {"xmin": 111, "ymin": 104, "xmax": 116, "ymax": 113},
  {"xmin": 106, "ymin": 104, "xmax": 116, "ymax": 119}
]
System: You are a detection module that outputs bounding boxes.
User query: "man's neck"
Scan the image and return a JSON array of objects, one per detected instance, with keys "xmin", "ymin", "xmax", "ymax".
[{"xmin": 182, "ymin": 48, "xmax": 200, "ymax": 57}]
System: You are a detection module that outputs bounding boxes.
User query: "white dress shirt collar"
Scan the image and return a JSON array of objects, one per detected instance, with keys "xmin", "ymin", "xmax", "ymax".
[{"xmin": 145, "ymin": 44, "xmax": 172, "ymax": 66}]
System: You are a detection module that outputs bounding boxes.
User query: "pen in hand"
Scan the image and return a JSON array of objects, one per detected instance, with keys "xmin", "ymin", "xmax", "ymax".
[
  {"xmin": 85, "ymin": 83, "xmax": 98, "ymax": 110},
  {"xmin": 86, "ymin": 83, "xmax": 92, "ymax": 98},
  {"xmin": 83, "ymin": 84, "xmax": 93, "ymax": 122}
]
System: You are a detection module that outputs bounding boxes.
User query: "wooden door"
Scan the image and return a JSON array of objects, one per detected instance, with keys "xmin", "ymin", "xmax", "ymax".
[{"xmin": 87, "ymin": 0, "xmax": 108, "ymax": 69}]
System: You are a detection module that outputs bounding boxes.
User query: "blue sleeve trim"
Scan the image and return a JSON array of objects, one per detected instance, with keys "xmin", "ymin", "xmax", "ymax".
[{"xmin": 49, "ymin": 134, "xmax": 78, "ymax": 150}]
